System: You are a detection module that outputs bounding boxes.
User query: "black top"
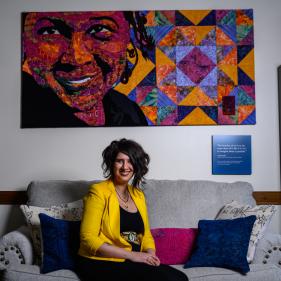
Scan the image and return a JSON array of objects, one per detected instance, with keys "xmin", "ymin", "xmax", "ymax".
[
  {"xmin": 119, "ymin": 207, "xmax": 144, "ymax": 252},
  {"xmin": 21, "ymin": 72, "xmax": 148, "ymax": 128}
]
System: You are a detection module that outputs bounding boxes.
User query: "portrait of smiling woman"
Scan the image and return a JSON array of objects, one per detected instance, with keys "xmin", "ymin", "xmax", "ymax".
[{"xmin": 21, "ymin": 11, "xmax": 153, "ymax": 127}]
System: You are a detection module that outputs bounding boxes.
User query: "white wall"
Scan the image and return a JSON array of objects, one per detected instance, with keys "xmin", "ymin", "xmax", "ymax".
[{"xmin": 0, "ymin": 0, "xmax": 280, "ymax": 235}]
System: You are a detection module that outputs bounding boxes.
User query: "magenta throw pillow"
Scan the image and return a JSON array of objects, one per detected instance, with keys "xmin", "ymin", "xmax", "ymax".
[{"xmin": 151, "ymin": 228, "xmax": 198, "ymax": 265}]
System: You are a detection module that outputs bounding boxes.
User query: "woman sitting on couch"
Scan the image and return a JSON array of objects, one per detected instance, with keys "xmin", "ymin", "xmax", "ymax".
[{"xmin": 76, "ymin": 138, "xmax": 188, "ymax": 281}]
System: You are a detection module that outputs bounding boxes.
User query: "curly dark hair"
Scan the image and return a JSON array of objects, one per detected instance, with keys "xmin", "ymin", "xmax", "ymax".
[
  {"xmin": 102, "ymin": 138, "xmax": 150, "ymax": 188},
  {"xmin": 120, "ymin": 11, "xmax": 155, "ymax": 84},
  {"xmin": 124, "ymin": 11, "xmax": 154, "ymax": 58}
]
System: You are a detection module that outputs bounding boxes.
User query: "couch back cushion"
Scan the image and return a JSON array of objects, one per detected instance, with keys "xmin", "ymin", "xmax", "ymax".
[
  {"xmin": 143, "ymin": 180, "xmax": 255, "ymax": 228},
  {"xmin": 27, "ymin": 180, "xmax": 99, "ymax": 207},
  {"xmin": 26, "ymin": 179, "xmax": 255, "ymax": 229}
]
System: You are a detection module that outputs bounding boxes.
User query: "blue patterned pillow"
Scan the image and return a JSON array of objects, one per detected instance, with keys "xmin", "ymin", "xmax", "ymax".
[
  {"xmin": 184, "ymin": 216, "xmax": 256, "ymax": 274},
  {"xmin": 39, "ymin": 213, "xmax": 81, "ymax": 273}
]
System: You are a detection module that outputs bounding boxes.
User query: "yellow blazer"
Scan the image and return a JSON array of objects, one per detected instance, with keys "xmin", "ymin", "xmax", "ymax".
[{"xmin": 78, "ymin": 179, "xmax": 155, "ymax": 262}]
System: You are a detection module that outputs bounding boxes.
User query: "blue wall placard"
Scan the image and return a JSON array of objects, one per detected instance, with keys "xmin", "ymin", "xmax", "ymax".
[{"xmin": 212, "ymin": 135, "xmax": 252, "ymax": 175}]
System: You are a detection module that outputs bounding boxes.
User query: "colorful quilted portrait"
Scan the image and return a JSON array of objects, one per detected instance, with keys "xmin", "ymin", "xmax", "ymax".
[{"xmin": 21, "ymin": 9, "xmax": 255, "ymax": 128}]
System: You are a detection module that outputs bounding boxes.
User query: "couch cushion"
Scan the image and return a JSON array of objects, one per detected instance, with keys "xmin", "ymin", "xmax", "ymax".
[
  {"xmin": 151, "ymin": 228, "xmax": 198, "ymax": 265},
  {"xmin": 143, "ymin": 180, "xmax": 255, "ymax": 228},
  {"xmin": 216, "ymin": 201, "xmax": 277, "ymax": 262},
  {"xmin": 0, "ymin": 264, "xmax": 80, "ymax": 281},
  {"xmin": 39, "ymin": 214, "xmax": 81, "ymax": 274},
  {"xmin": 27, "ymin": 180, "xmax": 99, "ymax": 207},
  {"xmin": 172, "ymin": 264, "xmax": 281, "ymax": 281},
  {"xmin": 20, "ymin": 200, "xmax": 83, "ymax": 263},
  {"xmin": 184, "ymin": 216, "xmax": 256, "ymax": 274},
  {"xmin": 2, "ymin": 264, "xmax": 281, "ymax": 281}
]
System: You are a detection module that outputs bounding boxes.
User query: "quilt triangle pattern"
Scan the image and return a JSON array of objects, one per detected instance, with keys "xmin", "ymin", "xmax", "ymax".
[
  {"xmin": 216, "ymin": 27, "xmax": 236, "ymax": 46},
  {"xmin": 179, "ymin": 87, "xmax": 216, "ymax": 106},
  {"xmin": 108, "ymin": 9, "xmax": 255, "ymax": 126},
  {"xmin": 198, "ymin": 10, "xmax": 216, "ymax": 26},
  {"xmin": 195, "ymin": 26, "xmax": 216, "ymax": 45},
  {"xmin": 178, "ymin": 107, "xmax": 217, "ymax": 125},
  {"xmin": 179, "ymin": 10, "xmax": 213, "ymax": 26},
  {"xmin": 175, "ymin": 11, "xmax": 194, "ymax": 26},
  {"xmin": 157, "ymin": 106, "xmax": 177, "ymax": 124},
  {"xmin": 218, "ymin": 10, "xmax": 236, "ymax": 25}
]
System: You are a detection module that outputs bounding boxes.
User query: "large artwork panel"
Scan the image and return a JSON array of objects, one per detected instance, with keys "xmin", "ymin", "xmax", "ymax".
[{"xmin": 21, "ymin": 9, "xmax": 255, "ymax": 128}]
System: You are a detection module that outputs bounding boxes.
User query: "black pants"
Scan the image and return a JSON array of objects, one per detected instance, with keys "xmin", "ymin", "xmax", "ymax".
[{"xmin": 76, "ymin": 256, "xmax": 188, "ymax": 281}]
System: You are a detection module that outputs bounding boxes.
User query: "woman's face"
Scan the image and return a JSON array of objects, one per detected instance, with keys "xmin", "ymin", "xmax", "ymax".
[
  {"xmin": 113, "ymin": 152, "xmax": 134, "ymax": 185},
  {"xmin": 23, "ymin": 12, "xmax": 130, "ymax": 111}
]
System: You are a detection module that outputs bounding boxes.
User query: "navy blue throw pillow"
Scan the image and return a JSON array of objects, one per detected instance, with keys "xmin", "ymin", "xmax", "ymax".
[
  {"xmin": 39, "ymin": 213, "xmax": 81, "ymax": 273},
  {"xmin": 184, "ymin": 215, "xmax": 256, "ymax": 274}
]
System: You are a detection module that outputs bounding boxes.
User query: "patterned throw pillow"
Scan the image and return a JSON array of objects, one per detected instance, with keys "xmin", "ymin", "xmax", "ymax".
[
  {"xmin": 184, "ymin": 216, "xmax": 256, "ymax": 274},
  {"xmin": 215, "ymin": 201, "xmax": 276, "ymax": 262},
  {"xmin": 151, "ymin": 228, "xmax": 198, "ymax": 265},
  {"xmin": 20, "ymin": 200, "xmax": 83, "ymax": 263}
]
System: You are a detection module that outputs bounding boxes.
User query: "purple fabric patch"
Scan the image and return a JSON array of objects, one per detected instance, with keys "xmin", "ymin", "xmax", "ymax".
[
  {"xmin": 178, "ymin": 47, "xmax": 216, "ymax": 84},
  {"xmin": 222, "ymin": 96, "xmax": 235, "ymax": 115}
]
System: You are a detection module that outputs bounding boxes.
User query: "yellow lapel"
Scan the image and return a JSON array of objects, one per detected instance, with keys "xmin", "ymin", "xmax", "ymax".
[{"xmin": 107, "ymin": 180, "xmax": 121, "ymax": 239}]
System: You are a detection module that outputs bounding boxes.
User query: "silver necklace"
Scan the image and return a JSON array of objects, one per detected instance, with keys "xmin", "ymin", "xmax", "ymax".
[{"xmin": 115, "ymin": 188, "xmax": 130, "ymax": 209}]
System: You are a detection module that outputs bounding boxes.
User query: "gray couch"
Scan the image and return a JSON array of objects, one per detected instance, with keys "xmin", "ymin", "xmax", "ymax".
[{"xmin": 0, "ymin": 179, "xmax": 281, "ymax": 281}]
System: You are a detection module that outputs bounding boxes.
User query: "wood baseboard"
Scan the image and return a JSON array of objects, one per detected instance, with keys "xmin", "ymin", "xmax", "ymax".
[
  {"xmin": 252, "ymin": 191, "xmax": 281, "ymax": 205},
  {"xmin": 0, "ymin": 191, "xmax": 280, "ymax": 205},
  {"xmin": 0, "ymin": 191, "xmax": 27, "ymax": 205}
]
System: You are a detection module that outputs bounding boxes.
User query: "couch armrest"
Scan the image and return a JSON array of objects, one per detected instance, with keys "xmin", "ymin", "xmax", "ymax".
[
  {"xmin": 253, "ymin": 232, "xmax": 281, "ymax": 269},
  {"xmin": 0, "ymin": 225, "xmax": 33, "ymax": 270}
]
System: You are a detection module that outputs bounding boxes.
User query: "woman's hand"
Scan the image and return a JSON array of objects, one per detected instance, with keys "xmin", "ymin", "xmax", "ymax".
[
  {"xmin": 129, "ymin": 251, "xmax": 160, "ymax": 266},
  {"xmin": 96, "ymin": 243, "xmax": 160, "ymax": 266}
]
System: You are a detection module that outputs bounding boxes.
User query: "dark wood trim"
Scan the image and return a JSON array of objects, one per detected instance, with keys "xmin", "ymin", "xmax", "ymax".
[
  {"xmin": 253, "ymin": 191, "xmax": 281, "ymax": 205},
  {"xmin": 0, "ymin": 191, "xmax": 27, "ymax": 205},
  {"xmin": 277, "ymin": 66, "xmax": 281, "ymax": 205},
  {"xmin": 0, "ymin": 191, "xmax": 280, "ymax": 205}
]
